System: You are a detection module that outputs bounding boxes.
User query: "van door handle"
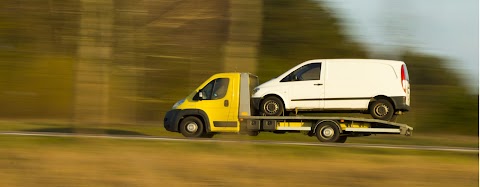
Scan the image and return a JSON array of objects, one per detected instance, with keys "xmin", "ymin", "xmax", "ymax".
[
  {"xmin": 224, "ymin": 100, "xmax": 229, "ymax": 107},
  {"xmin": 314, "ymin": 83, "xmax": 323, "ymax": 86}
]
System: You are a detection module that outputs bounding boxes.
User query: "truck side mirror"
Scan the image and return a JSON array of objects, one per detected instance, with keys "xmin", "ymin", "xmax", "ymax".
[{"xmin": 193, "ymin": 91, "xmax": 203, "ymax": 101}]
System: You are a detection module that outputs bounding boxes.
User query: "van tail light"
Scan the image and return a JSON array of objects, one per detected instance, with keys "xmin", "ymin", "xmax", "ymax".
[{"xmin": 401, "ymin": 65, "xmax": 407, "ymax": 93}]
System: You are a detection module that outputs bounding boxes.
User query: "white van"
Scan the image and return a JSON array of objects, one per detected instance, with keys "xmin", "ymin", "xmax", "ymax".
[{"xmin": 251, "ymin": 59, "xmax": 410, "ymax": 121}]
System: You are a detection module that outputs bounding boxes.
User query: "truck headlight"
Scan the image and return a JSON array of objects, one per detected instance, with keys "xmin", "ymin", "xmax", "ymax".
[{"xmin": 172, "ymin": 98, "xmax": 185, "ymax": 109}]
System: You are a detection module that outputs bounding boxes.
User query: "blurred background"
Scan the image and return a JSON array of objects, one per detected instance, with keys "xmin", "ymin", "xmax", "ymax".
[{"xmin": 0, "ymin": 0, "xmax": 478, "ymax": 136}]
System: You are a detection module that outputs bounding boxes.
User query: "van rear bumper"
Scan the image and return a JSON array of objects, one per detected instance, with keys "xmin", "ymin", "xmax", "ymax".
[{"xmin": 391, "ymin": 96, "xmax": 410, "ymax": 111}]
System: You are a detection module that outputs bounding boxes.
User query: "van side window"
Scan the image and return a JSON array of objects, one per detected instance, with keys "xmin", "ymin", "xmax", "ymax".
[
  {"xmin": 199, "ymin": 78, "xmax": 229, "ymax": 100},
  {"xmin": 281, "ymin": 63, "xmax": 321, "ymax": 82}
]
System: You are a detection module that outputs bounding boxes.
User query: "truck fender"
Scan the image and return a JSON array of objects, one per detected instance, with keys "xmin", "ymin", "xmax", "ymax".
[{"xmin": 177, "ymin": 109, "xmax": 212, "ymax": 133}]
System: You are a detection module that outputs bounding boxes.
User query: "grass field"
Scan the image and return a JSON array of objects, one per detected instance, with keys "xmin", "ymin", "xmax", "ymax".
[
  {"xmin": 0, "ymin": 120, "xmax": 478, "ymax": 186},
  {"xmin": 0, "ymin": 135, "xmax": 477, "ymax": 187}
]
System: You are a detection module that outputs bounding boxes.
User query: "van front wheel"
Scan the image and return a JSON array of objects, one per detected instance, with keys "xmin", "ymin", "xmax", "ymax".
[
  {"xmin": 260, "ymin": 96, "xmax": 284, "ymax": 116},
  {"xmin": 369, "ymin": 99, "xmax": 394, "ymax": 121}
]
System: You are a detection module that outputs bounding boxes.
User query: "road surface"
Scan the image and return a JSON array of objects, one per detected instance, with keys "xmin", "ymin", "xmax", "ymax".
[{"xmin": 0, "ymin": 131, "xmax": 477, "ymax": 153}]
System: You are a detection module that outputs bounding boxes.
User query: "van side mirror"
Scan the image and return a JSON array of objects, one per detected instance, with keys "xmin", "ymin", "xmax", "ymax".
[{"xmin": 293, "ymin": 75, "xmax": 300, "ymax": 81}]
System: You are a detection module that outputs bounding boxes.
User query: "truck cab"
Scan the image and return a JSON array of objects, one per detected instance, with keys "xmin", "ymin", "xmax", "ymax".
[{"xmin": 164, "ymin": 73, "xmax": 258, "ymax": 137}]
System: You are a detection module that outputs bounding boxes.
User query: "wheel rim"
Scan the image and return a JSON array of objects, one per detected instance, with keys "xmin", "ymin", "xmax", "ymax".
[
  {"xmin": 264, "ymin": 100, "xmax": 279, "ymax": 114},
  {"xmin": 374, "ymin": 104, "xmax": 389, "ymax": 117},
  {"xmin": 185, "ymin": 122, "xmax": 198, "ymax": 133},
  {"xmin": 320, "ymin": 126, "xmax": 334, "ymax": 139}
]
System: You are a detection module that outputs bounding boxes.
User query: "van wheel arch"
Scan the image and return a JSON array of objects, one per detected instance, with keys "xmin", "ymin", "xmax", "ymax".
[
  {"xmin": 369, "ymin": 96, "xmax": 395, "ymax": 121},
  {"xmin": 370, "ymin": 96, "xmax": 396, "ymax": 109}
]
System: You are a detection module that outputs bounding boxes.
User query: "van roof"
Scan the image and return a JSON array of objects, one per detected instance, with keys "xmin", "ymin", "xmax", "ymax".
[{"xmin": 305, "ymin": 59, "xmax": 405, "ymax": 66}]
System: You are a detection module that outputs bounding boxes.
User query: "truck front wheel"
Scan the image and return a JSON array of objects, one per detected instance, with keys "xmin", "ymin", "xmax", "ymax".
[
  {"xmin": 315, "ymin": 121, "xmax": 342, "ymax": 143},
  {"xmin": 179, "ymin": 116, "xmax": 205, "ymax": 138}
]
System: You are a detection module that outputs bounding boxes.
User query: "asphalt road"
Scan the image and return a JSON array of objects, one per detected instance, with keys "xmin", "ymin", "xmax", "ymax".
[{"xmin": 0, "ymin": 131, "xmax": 477, "ymax": 153}]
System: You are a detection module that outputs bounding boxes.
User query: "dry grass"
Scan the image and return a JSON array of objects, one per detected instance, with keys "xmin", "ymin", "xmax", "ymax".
[{"xmin": 0, "ymin": 136, "xmax": 477, "ymax": 187}]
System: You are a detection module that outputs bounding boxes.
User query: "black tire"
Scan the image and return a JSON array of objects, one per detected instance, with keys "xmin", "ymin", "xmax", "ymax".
[
  {"xmin": 179, "ymin": 116, "xmax": 205, "ymax": 138},
  {"xmin": 247, "ymin": 131, "xmax": 260, "ymax": 136},
  {"xmin": 260, "ymin": 96, "xmax": 284, "ymax": 116},
  {"xmin": 247, "ymin": 131, "xmax": 259, "ymax": 136},
  {"xmin": 315, "ymin": 121, "xmax": 341, "ymax": 143},
  {"xmin": 202, "ymin": 133, "xmax": 215, "ymax": 138},
  {"xmin": 335, "ymin": 136, "xmax": 348, "ymax": 143},
  {"xmin": 369, "ymin": 99, "xmax": 394, "ymax": 121},
  {"xmin": 389, "ymin": 114, "xmax": 398, "ymax": 122}
]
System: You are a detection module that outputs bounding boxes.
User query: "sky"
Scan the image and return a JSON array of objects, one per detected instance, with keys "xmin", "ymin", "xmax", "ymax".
[{"xmin": 320, "ymin": 0, "xmax": 479, "ymax": 93}]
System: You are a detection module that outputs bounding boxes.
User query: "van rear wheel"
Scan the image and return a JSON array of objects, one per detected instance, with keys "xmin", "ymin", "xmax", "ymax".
[
  {"xmin": 369, "ymin": 99, "xmax": 394, "ymax": 121},
  {"xmin": 260, "ymin": 96, "xmax": 284, "ymax": 116}
]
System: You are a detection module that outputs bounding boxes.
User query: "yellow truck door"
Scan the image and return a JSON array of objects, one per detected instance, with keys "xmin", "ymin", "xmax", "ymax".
[{"xmin": 194, "ymin": 73, "xmax": 239, "ymax": 132}]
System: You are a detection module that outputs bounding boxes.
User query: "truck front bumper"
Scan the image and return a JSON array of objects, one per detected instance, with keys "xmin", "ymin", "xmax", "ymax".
[{"xmin": 164, "ymin": 109, "xmax": 182, "ymax": 132}]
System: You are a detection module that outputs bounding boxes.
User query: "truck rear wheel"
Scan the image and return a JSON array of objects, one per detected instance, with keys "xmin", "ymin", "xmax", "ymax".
[
  {"xmin": 247, "ymin": 131, "xmax": 259, "ymax": 136},
  {"xmin": 260, "ymin": 96, "xmax": 284, "ymax": 116},
  {"xmin": 179, "ymin": 116, "xmax": 205, "ymax": 138},
  {"xmin": 335, "ymin": 136, "xmax": 347, "ymax": 143},
  {"xmin": 369, "ymin": 99, "xmax": 394, "ymax": 121},
  {"xmin": 315, "ymin": 121, "xmax": 342, "ymax": 143},
  {"xmin": 202, "ymin": 133, "xmax": 215, "ymax": 138}
]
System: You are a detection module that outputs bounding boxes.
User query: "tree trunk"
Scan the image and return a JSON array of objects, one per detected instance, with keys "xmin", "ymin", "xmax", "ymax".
[{"xmin": 73, "ymin": 0, "xmax": 114, "ymax": 125}]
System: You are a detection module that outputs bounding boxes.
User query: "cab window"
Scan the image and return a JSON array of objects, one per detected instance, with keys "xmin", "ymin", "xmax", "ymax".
[
  {"xmin": 281, "ymin": 63, "xmax": 321, "ymax": 82},
  {"xmin": 200, "ymin": 78, "xmax": 229, "ymax": 100}
]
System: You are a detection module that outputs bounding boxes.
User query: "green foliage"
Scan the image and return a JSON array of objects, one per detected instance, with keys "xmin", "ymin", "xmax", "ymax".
[
  {"xmin": 402, "ymin": 51, "xmax": 461, "ymax": 86},
  {"xmin": 0, "ymin": 2, "xmax": 78, "ymax": 119},
  {"xmin": 0, "ymin": 56, "xmax": 74, "ymax": 118},
  {"xmin": 399, "ymin": 52, "xmax": 479, "ymax": 135}
]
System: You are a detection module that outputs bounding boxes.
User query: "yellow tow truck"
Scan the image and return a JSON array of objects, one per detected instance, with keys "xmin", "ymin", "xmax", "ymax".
[{"xmin": 163, "ymin": 72, "xmax": 413, "ymax": 143}]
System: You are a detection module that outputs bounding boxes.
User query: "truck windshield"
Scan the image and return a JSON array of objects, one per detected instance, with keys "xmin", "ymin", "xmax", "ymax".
[{"xmin": 200, "ymin": 78, "xmax": 229, "ymax": 100}]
